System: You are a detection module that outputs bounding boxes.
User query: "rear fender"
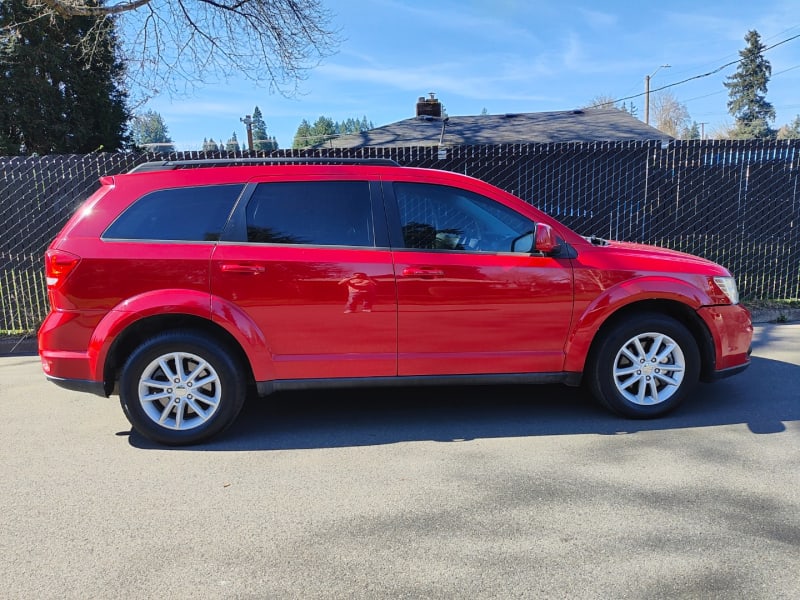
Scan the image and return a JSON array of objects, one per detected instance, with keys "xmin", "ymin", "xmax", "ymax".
[
  {"xmin": 564, "ymin": 277, "xmax": 710, "ymax": 373},
  {"xmin": 88, "ymin": 289, "xmax": 272, "ymax": 382}
]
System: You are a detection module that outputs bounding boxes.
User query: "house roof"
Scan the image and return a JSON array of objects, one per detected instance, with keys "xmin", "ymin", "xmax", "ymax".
[{"xmin": 319, "ymin": 108, "xmax": 672, "ymax": 148}]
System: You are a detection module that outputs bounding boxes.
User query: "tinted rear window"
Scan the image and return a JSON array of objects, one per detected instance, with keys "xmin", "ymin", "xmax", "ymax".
[
  {"xmin": 103, "ymin": 184, "xmax": 243, "ymax": 241},
  {"xmin": 246, "ymin": 181, "xmax": 373, "ymax": 246}
]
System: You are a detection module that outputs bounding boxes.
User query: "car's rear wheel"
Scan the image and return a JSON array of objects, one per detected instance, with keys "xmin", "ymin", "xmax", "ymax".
[
  {"xmin": 587, "ymin": 314, "xmax": 700, "ymax": 418},
  {"xmin": 119, "ymin": 331, "xmax": 246, "ymax": 445}
]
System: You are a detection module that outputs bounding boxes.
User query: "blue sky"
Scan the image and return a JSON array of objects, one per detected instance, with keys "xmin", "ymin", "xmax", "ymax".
[{"xmin": 142, "ymin": 0, "xmax": 800, "ymax": 150}]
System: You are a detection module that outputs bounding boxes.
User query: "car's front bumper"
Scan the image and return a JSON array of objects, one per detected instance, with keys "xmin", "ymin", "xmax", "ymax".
[{"xmin": 697, "ymin": 303, "xmax": 753, "ymax": 377}]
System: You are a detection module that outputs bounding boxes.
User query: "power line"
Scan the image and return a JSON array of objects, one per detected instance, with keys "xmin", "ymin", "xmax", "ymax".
[{"xmin": 604, "ymin": 32, "xmax": 800, "ymax": 108}]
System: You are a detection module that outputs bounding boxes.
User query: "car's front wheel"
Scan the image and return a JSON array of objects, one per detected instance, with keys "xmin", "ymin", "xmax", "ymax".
[
  {"xmin": 119, "ymin": 331, "xmax": 246, "ymax": 445},
  {"xmin": 587, "ymin": 314, "xmax": 700, "ymax": 418}
]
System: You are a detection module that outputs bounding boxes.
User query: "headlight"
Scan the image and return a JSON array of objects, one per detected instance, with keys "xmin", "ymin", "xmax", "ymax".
[{"xmin": 713, "ymin": 276, "xmax": 739, "ymax": 305}]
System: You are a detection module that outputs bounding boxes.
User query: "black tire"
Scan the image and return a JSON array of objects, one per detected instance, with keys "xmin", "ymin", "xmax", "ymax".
[
  {"xmin": 119, "ymin": 330, "xmax": 246, "ymax": 445},
  {"xmin": 587, "ymin": 313, "xmax": 700, "ymax": 418}
]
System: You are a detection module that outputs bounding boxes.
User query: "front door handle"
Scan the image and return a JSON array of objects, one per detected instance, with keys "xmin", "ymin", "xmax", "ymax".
[{"xmin": 220, "ymin": 263, "xmax": 265, "ymax": 274}]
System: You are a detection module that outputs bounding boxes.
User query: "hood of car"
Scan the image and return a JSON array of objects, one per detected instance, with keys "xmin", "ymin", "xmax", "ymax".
[{"xmin": 596, "ymin": 239, "xmax": 730, "ymax": 275}]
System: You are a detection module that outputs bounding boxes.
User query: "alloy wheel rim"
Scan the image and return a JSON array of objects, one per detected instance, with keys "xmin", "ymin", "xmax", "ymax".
[
  {"xmin": 612, "ymin": 332, "xmax": 686, "ymax": 406},
  {"xmin": 138, "ymin": 352, "xmax": 222, "ymax": 430}
]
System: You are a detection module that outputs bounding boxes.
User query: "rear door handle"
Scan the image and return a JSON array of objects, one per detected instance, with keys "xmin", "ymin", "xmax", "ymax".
[
  {"xmin": 401, "ymin": 267, "xmax": 445, "ymax": 278},
  {"xmin": 220, "ymin": 263, "xmax": 265, "ymax": 274}
]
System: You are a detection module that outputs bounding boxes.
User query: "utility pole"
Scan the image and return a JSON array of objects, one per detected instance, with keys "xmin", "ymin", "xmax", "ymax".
[
  {"xmin": 645, "ymin": 64, "xmax": 671, "ymax": 126},
  {"xmin": 699, "ymin": 122, "xmax": 707, "ymax": 140},
  {"xmin": 240, "ymin": 114, "xmax": 254, "ymax": 151}
]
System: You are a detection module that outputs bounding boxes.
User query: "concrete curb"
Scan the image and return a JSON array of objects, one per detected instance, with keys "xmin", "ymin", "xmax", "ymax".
[
  {"xmin": 748, "ymin": 308, "xmax": 800, "ymax": 324},
  {"xmin": 0, "ymin": 335, "xmax": 37, "ymax": 356}
]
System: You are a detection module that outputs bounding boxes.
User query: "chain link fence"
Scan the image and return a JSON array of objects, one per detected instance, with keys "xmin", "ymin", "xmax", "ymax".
[{"xmin": 2, "ymin": 140, "xmax": 799, "ymax": 334}]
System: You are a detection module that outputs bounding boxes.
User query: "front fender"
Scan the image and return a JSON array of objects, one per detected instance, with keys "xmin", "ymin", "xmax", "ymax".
[{"xmin": 563, "ymin": 276, "xmax": 710, "ymax": 373}]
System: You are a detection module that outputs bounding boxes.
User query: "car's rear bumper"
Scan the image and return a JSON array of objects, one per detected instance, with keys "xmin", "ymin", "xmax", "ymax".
[
  {"xmin": 38, "ymin": 309, "xmax": 103, "ymax": 386},
  {"xmin": 45, "ymin": 374, "xmax": 107, "ymax": 397}
]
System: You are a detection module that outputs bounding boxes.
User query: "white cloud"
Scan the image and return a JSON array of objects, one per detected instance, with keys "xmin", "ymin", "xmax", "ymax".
[{"xmin": 577, "ymin": 9, "xmax": 618, "ymax": 29}]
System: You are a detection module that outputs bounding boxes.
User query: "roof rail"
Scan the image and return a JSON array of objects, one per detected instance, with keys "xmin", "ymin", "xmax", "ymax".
[{"xmin": 127, "ymin": 157, "xmax": 400, "ymax": 174}]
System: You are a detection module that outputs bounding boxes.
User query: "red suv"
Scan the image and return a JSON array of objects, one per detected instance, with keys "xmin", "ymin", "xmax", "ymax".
[{"xmin": 39, "ymin": 158, "xmax": 753, "ymax": 445}]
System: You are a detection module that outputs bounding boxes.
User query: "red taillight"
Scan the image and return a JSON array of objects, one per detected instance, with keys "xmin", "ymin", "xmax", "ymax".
[{"xmin": 45, "ymin": 249, "xmax": 80, "ymax": 289}]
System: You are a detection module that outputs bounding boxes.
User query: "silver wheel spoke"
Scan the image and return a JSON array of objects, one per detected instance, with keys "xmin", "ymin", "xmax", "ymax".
[
  {"xmin": 647, "ymin": 335, "xmax": 665, "ymax": 360},
  {"xmin": 632, "ymin": 338, "xmax": 647, "ymax": 360},
  {"xmin": 142, "ymin": 390, "xmax": 171, "ymax": 403},
  {"xmin": 192, "ymin": 374, "xmax": 216, "ymax": 389},
  {"xmin": 636, "ymin": 379, "xmax": 647, "ymax": 404},
  {"xmin": 191, "ymin": 390, "xmax": 219, "ymax": 407},
  {"xmin": 656, "ymin": 342, "xmax": 676, "ymax": 363},
  {"xmin": 158, "ymin": 402, "xmax": 174, "ymax": 424},
  {"xmin": 648, "ymin": 378, "xmax": 660, "ymax": 403},
  {"xmin": 141, "ymin": 378, "xmax": 170, "ymax": 391},
  {"xmin": 173, "ymin": 353, "xmax": 186, "ymax": 380},
  {"xmin": 618, "ymin": 373, "xmax": 641, "ymax": 390},
  {"xmin": 655, "ymin": 372, "xmax": 679, "ymax": 386},
  {"xmin": 186, "ymin": 359, "xmax": 209, "ymax": 383},
  {"xmin": 621, "ymin": 347, "xmax": 639, "ymax": 364},
  {"xmin": 186, "ymin": 397, "xmax": 208, "ymax": 418},
  {"xmin": 615, "ymin": 364, "xmax": 640, "ymax": 377},
  {"xmin": 158, "ymin": 358, "xmax": 176, "ymax": 380},
  {"xmin": 174, "ymin": 402, "xmax": 185, "ymax": 428}
]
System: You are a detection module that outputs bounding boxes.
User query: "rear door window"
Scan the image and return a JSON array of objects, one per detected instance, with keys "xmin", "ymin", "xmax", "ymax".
[{"xmin": 245, "ymin": 181, "xmax": 374, "ymax": 247}]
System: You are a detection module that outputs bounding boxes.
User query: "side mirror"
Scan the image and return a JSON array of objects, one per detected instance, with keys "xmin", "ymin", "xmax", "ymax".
[
  {"xmin": 510, "ymin": 224, "xmax": 559, "ymax": 254},
  {"xmin": 534, "ymin": 223, "xmax": 558, "ymax": 254}
]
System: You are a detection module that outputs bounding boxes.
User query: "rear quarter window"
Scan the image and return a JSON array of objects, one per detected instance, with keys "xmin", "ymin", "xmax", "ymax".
[{"xmin": 102, "ymin": 184, "xmax": 244, "ymax": 241}]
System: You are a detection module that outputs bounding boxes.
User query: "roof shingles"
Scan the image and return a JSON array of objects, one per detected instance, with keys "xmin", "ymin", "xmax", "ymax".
[{"xmin": 319, "ymin": 108, "xmax": 672, "ymax": 148}]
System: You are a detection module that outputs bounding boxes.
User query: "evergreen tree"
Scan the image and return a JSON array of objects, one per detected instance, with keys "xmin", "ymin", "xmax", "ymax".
[
  {"xmin": 620, "ymin": 102, "xmax": 639, "ymax": 119},
  {"xmin": 777, "ymin": 115, "xmax": 800, "ymax": 139},
  {"xmin": 225, "ymin": 132, "xmax": 240, "ymax": 152},
  {"xmin": 252, "ymin": 106, "xmax": 278, "ymax": 152},
  {"xmin": 0, "ymin": 0, "xmax": 129, "ymax": 155},
  {"xmin": 724, "ymin": 30, "xmax": 776, "ymax": 139},
  {"xmin": 312, "ymin": 116, "xmax": 336, "ymax": 146},
  {"xmin": 203, "ymin": 137, "xmax": 218, "ymax": 152},
  {"xmin": 131, "ymin": 110, "xmax": 175, "ymax": 153},
  {"xmin": 681, "ymin": 122, "xmax": 701, "ymax": 140},
  {"xmin": 250, "ymin": 106, "xmax": 274, "ymax": 151},
  {"xmin": 293, "ymin": 115, "xmax": 373, "ymax": 148},
  {"xmin": 292, "ymin": 119, "xmax": 313, "ymax": 149}
]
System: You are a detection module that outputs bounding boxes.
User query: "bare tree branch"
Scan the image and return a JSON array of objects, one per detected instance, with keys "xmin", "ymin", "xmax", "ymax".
[
  {"xmin": 652, "ymin": 91, "xmax": 691, "ymax": 138},
  {"xmin": 20, "ymin": 0, "xmax": 340, "ymax": 100},
  {"xmin": 32, "ymin": 0, "xmax": 153, "ymax": 18}
]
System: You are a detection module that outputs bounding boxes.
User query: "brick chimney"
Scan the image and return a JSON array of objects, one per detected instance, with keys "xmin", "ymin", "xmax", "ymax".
[{"xmin": 416, "ymin": 92, "xmax": 442, "ymax": 118}]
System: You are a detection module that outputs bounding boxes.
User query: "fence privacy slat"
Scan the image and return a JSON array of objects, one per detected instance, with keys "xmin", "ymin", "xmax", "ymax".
[{"xmin": 1, "ymin": 141, "xmax": 798, "ymax": 333}]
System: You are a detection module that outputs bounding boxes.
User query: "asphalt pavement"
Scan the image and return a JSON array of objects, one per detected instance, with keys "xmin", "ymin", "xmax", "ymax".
[{"xmin": 1, "ymin": 324, "xmax": 798, "ymax": 599}]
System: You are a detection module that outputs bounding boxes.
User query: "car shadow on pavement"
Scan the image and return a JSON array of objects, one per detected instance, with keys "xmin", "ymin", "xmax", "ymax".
[{"xmin": 127, "ymin": 355, "xmax": 799, "ymax": 451}]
